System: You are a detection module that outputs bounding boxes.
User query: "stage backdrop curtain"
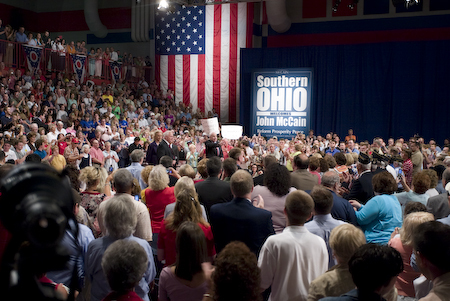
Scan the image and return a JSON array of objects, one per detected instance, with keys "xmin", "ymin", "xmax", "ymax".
[{"xmin": 240, "ymin": 40, "xmax": 450, "ymax": 143}]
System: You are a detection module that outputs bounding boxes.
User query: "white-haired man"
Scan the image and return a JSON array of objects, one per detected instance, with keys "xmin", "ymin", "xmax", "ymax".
[
  {"xmin": 205, "ymin": 132, "xmax": 223, "ymax": 158},
  {"xmin": 157, "ymin": 130, "xmax": 175, "ymax": 163}
]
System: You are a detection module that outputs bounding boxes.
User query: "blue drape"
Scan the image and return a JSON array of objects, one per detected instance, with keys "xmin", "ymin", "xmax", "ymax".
[{"xmin": 240, "ymin": 40, "xmax": 450, "ymax": 143}]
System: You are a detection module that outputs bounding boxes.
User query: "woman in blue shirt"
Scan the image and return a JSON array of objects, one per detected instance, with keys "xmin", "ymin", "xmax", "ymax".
[{"xmin": 350, "ymin": 171, "xmax": 402, "ymax": 244}]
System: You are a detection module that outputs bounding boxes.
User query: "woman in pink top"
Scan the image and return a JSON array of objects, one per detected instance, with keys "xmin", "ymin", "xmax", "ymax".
[
  {"xmin": 158, "ymin": 221, "xmax": 210, "ymax": 301},
  {"xmin": 388, "ymin": 211, "xmax": 434, "ymax": 298},
  {"xmin": 251, "ymin": 163, "xmax": 295, "ymax": 234}
]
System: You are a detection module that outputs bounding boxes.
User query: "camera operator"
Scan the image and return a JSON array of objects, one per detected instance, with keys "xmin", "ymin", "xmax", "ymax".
[{"xmin": 46, "ymin": 189, "xmax": 94, "ymax": 291}]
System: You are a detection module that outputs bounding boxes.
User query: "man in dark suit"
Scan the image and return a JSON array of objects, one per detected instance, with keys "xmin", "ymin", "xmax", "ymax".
[
  {"xmin": 157, "ymin": 130, "xmax": 174, "ymax": 163},
  {"xmin": 32, "ymin": 111, "xmax": 49, "ymax": 133},
  {"xmin": 210, "ymin": 169, "xmax": 275, "ymax": 255},
  {"xmin": 320, "ymin": 171, "xmax": 358, "ymax": 225},
  {"xmin": 342, "ymin": 153, "xmax": 374, "ymax": 204},
  {"xmin": 204, "ymin": 132, "xmax": 223, "ymax": 158},
  {"xmin": 160, "ymin": 155, "xmax": 179, "ymax": 187},
  {"xmin": 427, "ymin": 167, "xmax": 450, "ymax": 219},
  {"xmin": 195, "ymin": 156, "xmax": 233, "ymax": 218}
]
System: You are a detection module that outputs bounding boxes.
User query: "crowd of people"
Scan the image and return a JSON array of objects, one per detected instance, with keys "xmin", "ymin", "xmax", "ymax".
[
  {"xmin": 0, "ymin": 21, "xmax": 152, "ymax": 80},
  {"xmin": 0, "ymin": 36, "xmax": 450, "ymax": 301}
]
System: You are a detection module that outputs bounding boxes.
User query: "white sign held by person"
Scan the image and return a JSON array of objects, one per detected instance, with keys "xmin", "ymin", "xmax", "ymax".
[
  {"xmin": 201, "ymin": 118, "xmax": 220, "ymax": 136},
  {"xmin": 221, "ymin": 125, "xmax": 243, "ymax": 140}
]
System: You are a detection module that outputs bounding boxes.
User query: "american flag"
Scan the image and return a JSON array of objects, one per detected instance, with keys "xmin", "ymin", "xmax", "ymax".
[{"xmin": 155, "ymin": 3, "xmax": 253, "ymax": 123}]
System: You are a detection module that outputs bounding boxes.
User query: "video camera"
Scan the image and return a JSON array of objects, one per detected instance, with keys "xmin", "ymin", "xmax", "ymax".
[{"xmin": 0, "ymin": 163, "xmax": 76, "ymax": 301}]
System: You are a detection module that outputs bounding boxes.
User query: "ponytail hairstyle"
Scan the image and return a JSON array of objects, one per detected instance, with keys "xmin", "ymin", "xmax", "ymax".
[{"xmin": 165, "ymin": 189, "xmax": 208, "ymax": 231}]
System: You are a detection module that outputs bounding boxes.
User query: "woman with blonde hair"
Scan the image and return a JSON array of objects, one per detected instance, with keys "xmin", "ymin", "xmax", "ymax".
[
  {"xmin": 196, "ymin": 158, "xmax": 208, "ymax": 182},
  {"xmin": 139, "ymin": 165, "xmax": 154, "ymax": 202},
  {"xmin": 164, "ymin": 176, "xmax": 208, "ymax": 220},
  {"xmin": 157, "ymin": 188, "xmax": 215, "ymax": 266},
  {"xmin": 142, "ymin": 165, "xmax": 176, "ymax": 249},
  {"xmin": 308, "ymin": 224, "xmax": 366, "ymax": 301},
  {"xmin": 178, "ymin": 164, "xmax": 196, "ymax": 179},
  {"xmin": 388, "ymin": 212, "xmax": 434, "ymax": 299},
  {"xmin": 79, "ymin": 166, "xmax": 109, "ymax": 237}
]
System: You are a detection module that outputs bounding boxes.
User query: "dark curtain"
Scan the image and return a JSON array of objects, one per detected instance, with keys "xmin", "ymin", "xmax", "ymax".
[{"xmin": 240, "ymin": 40, "xmax": 450, "ymax": 144}]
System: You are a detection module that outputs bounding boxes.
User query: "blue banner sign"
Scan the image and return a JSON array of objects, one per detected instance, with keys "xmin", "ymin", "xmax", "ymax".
[{"xmin": 250, "ymin": 68, "xmax": 313, "ymax": 138}]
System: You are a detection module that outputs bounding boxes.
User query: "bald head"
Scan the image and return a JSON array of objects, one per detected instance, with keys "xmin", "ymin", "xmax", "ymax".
[
  {"xmin": 294, "ymin": 154, "xmax": 309, "ymax": 170},
  {"xmin": 321, "ymin": 171, "xmax": 340, "ymax": 190}
]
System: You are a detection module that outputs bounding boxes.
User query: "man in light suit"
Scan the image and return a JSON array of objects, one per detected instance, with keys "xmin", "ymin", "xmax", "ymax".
[
  {"xmin": 156, "ymin": 130, "xmax": 174, "ymax": 164},
  {"xmin": 210, "ymin": 169, "xmax": 275, "ymax": 255},
  {"xmin": 291, "ymin": 154, "xmax": 319, "ymax": 191}
]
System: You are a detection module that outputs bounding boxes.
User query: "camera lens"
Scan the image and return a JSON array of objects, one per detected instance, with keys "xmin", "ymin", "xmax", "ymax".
[
  {"xmin": 0, "ymin": 163, "xmax": 74, "ymax": 249},
  {"xmin": 24, "ymin": 197, "xmax": 67, "ymax": 248}
]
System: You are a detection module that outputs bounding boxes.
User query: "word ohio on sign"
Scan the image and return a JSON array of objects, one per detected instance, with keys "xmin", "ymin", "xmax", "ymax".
[{"xmin": 251, "ymin": 69, "xmax": 312, "ymax": 138}]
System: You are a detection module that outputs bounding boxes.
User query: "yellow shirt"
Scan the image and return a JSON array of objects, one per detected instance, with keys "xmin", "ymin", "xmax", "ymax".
[
  {"xmin": 287, "ymin": 150, "xmax": 301, "ymax": 171},
  {"xmin": 102, "ymin": 94, "xmax": 114, "ymax": 106}
]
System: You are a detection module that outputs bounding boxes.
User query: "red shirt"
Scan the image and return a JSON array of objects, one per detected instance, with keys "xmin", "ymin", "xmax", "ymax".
[
  {"xmin": 58, "ymin": 141, "xmax": 67, "ymax": 156},
  {"xmin": 143, "ymin": 187, "xmax": 176, "ymax": 233},
  {"xmin": 403, "ymin": 159, "xmax": 413, "ymax": 187},
  {"xmin": 158, "ymin": 221, "xmax": 215, "ymax": 266}
]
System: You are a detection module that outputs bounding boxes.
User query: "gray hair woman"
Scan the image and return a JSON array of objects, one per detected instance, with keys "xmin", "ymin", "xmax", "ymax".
[
  {"xmin": 148, "ymin": 164, "xmax": 170, "ymax": 191},
  {"xmin": 85, "ymin": 195, "xmax": 156, "ymax": 301}
]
